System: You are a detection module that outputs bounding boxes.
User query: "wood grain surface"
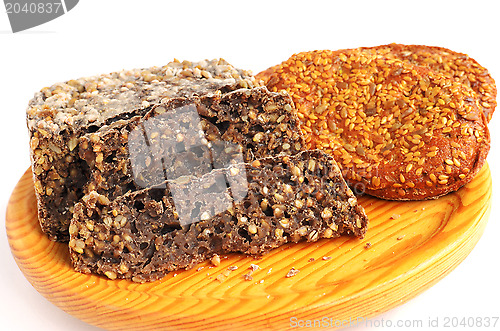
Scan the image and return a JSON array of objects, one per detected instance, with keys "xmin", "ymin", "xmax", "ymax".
[{"xmin": 6, "ymin": 165, "xmax": 491, "ymax": 330}]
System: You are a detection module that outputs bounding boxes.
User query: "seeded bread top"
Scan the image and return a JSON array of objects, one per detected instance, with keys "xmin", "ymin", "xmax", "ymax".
[
  {"xmin": 364, "ymin": 44, "xmax": 497, "ymax": 122},
  {"xmin": 256, "ymin": 47, "xmax": 490, "ymax": 200},
  {"xmin": 26, "ymin": 59, "xmax": 257, "ymax": 134}
]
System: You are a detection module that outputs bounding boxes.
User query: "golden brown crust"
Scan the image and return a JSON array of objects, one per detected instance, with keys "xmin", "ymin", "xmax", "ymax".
[
  {"xmin": 256, "ymin": 47, "xmax": 491, "ymax": 200},
  {"xmin": 257, "ymin": 44, "xmax": 497, "ymax": 122},
  {"xmin": 365, "ymin": 44, "xmax": 497, "ymax": 122}
]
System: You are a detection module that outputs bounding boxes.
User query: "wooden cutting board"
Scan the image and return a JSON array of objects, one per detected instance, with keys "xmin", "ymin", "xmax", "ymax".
[{"xmin": 6, "ymin": 165, "xmax": 491, "ymax": 330}]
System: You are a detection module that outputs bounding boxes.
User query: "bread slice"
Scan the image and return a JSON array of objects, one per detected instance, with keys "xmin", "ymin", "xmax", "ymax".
[
  {"xmin": 77, "ymin": 87, "xmax": 306, "ymax": 202},
  {"xmin": 27, "ymin": 59, "xmax": 257, "ymax": 241},
  {"xmin": 69, "ymin": 150, "xmax": 368, "ymax": 282}
]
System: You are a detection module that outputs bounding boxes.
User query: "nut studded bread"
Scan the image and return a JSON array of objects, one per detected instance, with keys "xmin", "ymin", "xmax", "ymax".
[
  {"xmin": 69, "ymin": 150, "xmax": 369, "ymax": 282},
  {"xmin": 257, "ymin": 47, "xmax": 491, "ymax": 200},
  {"xmin": 27, "ymin": 59, "xmax": 257, "ymax": 241},
  {"xmin": 78, "ymin": 87, "xmax": 306, "ymax": 202}
]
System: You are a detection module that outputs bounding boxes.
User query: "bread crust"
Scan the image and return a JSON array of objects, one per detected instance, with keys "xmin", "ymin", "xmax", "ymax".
[
  {"xmin": 365, "ymin": 44, "xmax": 496, "ymax": 122},
  {"xmin": 257, "ymin": 46, "xmax": 491, "ymax": 200}
]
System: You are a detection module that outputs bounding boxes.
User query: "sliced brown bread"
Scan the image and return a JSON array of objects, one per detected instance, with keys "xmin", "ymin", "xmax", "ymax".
[{"xmin": 69, "ymin": 150, "xmax": 368, "ymax": 282}]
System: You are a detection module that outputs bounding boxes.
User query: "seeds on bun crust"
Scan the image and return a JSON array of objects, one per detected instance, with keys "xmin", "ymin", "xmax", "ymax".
[
  {"xmin": 257, "ymin": 46, "xmax": 491, "ymax": 200},
  {"xmin": 370, "ymin": 44, "xmax": 496, "ymax": 122}
]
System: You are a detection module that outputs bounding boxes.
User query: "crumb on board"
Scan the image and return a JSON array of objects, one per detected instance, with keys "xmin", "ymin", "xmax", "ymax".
[
  {"xmin": 250, "ymin": 264, "xmax": 260, "ymax": 272},
  {"xmin": 211, "ymin": 254, "xmax": 221, "ymax": 266},
  {"xmin": 243, "ymin": 264, "xmax": 260, "ymax": 281},
  {"xmin": 216, "ymin": 267, "xmax": 236, "ymax": 282},
  {"xmin": 364, "ymin": 242, "xmax": 372, "ymax": 249},
  {"xmin": 286, "ymin": 268, "xmax": 300, "ymax": 278},
  {"xmin": 391, "ymin": 214, "xmax": 401, "ymax": 220},
  {"xmin": 308, "ymin": 258, "xmax": 315, "ymax": 262},
  {"xmin": 322, "ymin": 256, "xmax": 332, "ymax": 261}
]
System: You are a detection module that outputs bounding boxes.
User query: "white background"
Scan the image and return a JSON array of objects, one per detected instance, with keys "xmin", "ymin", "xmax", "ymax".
[{"xmin": 0, "ymin": 1, "xmax": 499, "ymax": 330}]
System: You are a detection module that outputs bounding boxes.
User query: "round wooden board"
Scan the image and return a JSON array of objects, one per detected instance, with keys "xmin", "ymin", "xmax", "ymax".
[{"xmin": 6, "ymin": 165, "xmax": 491, "ymax": 331}]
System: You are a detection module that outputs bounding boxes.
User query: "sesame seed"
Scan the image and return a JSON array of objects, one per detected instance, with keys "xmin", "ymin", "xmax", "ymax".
[{"xmin": 426, "ymin": 151, "xmax": 437, "ymax": 157}]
